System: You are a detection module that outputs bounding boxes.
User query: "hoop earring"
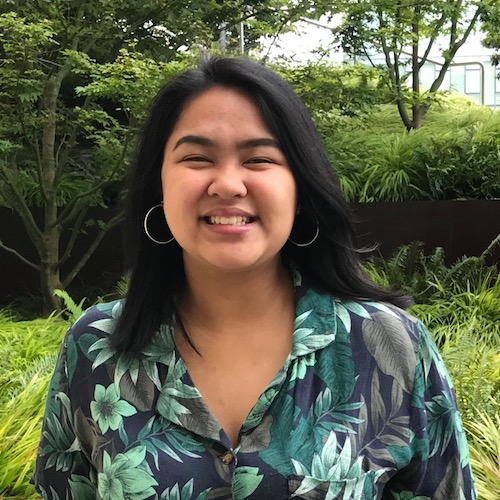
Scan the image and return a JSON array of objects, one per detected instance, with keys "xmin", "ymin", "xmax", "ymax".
[
  {"xmin": 143, "ymin": 203, "xmax": 175, "ymax": 244},
  {"xmin": 288, "ymin": 207, "xmax": 320, "ymax": 247}
]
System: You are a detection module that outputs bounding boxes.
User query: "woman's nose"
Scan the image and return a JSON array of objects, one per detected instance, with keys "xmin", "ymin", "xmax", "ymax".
[{"xmin": 207, "ymin": 163, "xmax": 247, "ymax": 198}]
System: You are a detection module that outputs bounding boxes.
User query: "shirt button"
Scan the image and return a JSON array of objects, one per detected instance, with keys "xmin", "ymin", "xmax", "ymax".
[{"xmin": 220, "ymin": 450, "xmax": 234, "ymax": 465}]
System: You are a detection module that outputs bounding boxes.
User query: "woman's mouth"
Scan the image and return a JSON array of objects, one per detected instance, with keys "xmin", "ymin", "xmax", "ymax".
[{"xmin": 205, "ymin": 215, "xmax": 256, "ymax": 226}]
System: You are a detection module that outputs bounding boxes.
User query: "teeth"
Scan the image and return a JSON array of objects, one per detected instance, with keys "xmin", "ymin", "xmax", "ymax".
[{"xmin": 208, "ymin": 215, "xmax": 251, "ymax": 225}]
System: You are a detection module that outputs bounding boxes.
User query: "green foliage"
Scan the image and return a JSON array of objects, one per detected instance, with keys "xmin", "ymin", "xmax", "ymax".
[
  {"xmin": 53, "ymin": 289, "xmax": 87, "ymax": 322},
  {"xmin": 435, "ymin": 318, "xmax": 500, "ymax": 424},
  {"xmin": 365, "ymin": 240, "xmax": 500, "ymax": 306},
  {"xmin": 305, "ymin": 0, "xmax": 484, "ymax": 129},
  {"xmin": 0, "ymin": 314, "xmax": 68, "ymax": 497},
  {"xmin": 322, "ymin": 99, "xmax": 500, "ymax": 201},
  {"xmin": 276, "ymin": 62, "xmax": 391, "ymax": 118},
  {"xmin": 0, "ymin": 315, "xmax": 69, "ymax": 403},
  {"xmin": 0, "ymin": 367, "xmax": 53, "ymax": 499},
  {"xmin": 481, "ymin": 0, "xmax": 500, "ymax": 68},
  {"xmin": 466, "ymin": 411, "xmax": 500, "ymax": 500}
]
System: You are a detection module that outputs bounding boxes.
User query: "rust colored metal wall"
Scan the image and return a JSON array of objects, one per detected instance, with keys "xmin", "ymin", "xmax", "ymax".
[{"xmin": 351, "ymin": 200, "xmax": 500, "ymax": 264}]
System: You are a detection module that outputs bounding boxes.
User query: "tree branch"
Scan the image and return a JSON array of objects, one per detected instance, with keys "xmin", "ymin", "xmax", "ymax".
[
  {"xmin": 55, "ymin": 95, "xmax": 93, "ymax": 180},
  {"xmin": 429, "ymin": 6, "xmax": 482, "ymax": 94},
  {"xmin": 58, "ymin": 204, "xmax": 88, "ymax": 265},
  {"xmin": 0, "ymin": 166, "xmax": 43, "ymax": 247},
  {"xmin": 361, "ymin": 46, "xmax": 377, "ymax": 68},
  {"xmin": 418, "ymin": 10, "xmax": 448, "ymax": 69},
  {"xmin": 0, "ymin": 239, "xmax": 40, "ymax": 270},
  {"xmin": 61, "ymin": 212, "xmax": 123, "ymax": 288},
  {"xmin": 53, "ymin": 132, "xmax": 130, "ymax": 228}
]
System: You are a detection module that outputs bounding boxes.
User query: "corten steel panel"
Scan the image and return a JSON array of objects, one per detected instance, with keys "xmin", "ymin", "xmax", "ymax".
[{"xmin": 351, "ymin": 200, "xmax": 500, "ymax": 265}]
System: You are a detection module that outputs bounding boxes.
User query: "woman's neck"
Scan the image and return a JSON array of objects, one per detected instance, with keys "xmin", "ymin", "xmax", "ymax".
[{"xmin": 178, "ymin": 259, "xmax": 294, "ymax": 337}]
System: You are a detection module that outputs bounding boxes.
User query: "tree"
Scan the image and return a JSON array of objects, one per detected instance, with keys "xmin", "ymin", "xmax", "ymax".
[
  {"xmin": 0, "ymin": 0, "xmax": 299, "ymax": 313},
  {"xmin": 481, "ymin": 0, "xmax": 500, "ymax": 69},
  {"xmin": 309, "ymin": 0, "xmax": 485, "ymax": 130}
]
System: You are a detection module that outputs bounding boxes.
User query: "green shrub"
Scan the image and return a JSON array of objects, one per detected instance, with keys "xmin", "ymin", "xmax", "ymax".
[
  {"xmin": 466, "ymin": 411, "xmax": 500, "ymax": 500},
  {"xmin": 0, "ymin": 315, "xmax": 69, "ymax": 405},
  {"xmin": 0, "ymin": 365, "xmax": 54, "ymax": 499},
  {"xmin": 318, "ymin": 97, "xmax": 500, "ymax": 201},
  {"xmin": 0, "ymin": 312, "xmax": 68, "ymax": 497}
]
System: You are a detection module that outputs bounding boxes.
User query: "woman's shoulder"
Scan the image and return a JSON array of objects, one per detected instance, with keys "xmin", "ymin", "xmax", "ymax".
[
  {"xmin": 335, "ymin": 297, "xmax": 422, "ymax": 343},
  {"xmin": 65, "ymin": 298, "xmax": 125, "ymax": 343}
]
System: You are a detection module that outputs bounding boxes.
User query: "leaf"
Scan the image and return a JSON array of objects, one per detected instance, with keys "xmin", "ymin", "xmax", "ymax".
[
  {"xmin": 123, "ymin": 445, "xmax": 147, "ymax": 468},
  {"xmin": 232, "ymin": 466, "xmax": 264, "ymax": 498},
  {"xmin": 119, "ymin": 365, "xmax": 155, "ymax": 411},
  {"xmin": 362, "ymin": 313, "xmax": 416, "ymax": 393},
  {"xmin": 137, "ymin": 416, "xmax": 155, "ymax": 441},
  {"xmin": 433, "ymin": 456, "xmax": 463, "ymax": 500},
  {"xmin": 370, "ymin": 370, "xmax": 386, "ymax": 435},
  {"xmin": 118, "ymin": 421, "xmax": 129, "ymax": 447},
  {"xmin": 387, "ymin": 445, "xmax": 411, "ymax": 469},
  {"xmin": 66, "ymin": 334, "xmax": 78, "ymax": 385},
  {"xmin": 335, "ymin": 303, "xmax": 351, "ymax": 333},
  {"xmin": 150, "ymin": 436, "xmax": 182, "ymax": 463},
  {"xmin": 259, "ymin": 393, "xmax": 299, "ymax": 476},
  {"xmin": 88, "ymin": 318, "xmax": 116, "ymax": 334},
  {"xmin": 68, "ymin": 473, "xmax": 97, "ymax": 499},
  {"xmin": 315, "ymin": 340, "xmax": 355, "ymax": 403},
  {"xmin": 143, "ymin": 359, "xmax": 161, "ymax": 390},
  {"xmin": 73, "ymin": 408, "xmax": 107, "ymax": 469},
  {"xmin": 239, "ymin": 414, "xmax": 272, "ymax": 452},
  {"xmin": 367, "ymin": 446, "xmax": 394, "ymax": 463},
  {"xmin": 178, "ymin": 397, "xmax": 221, "ymax": 441},
  {"xmin": 357, "ymin": 395, "xmax": 368, "ymax": 445},
  {"xmin": 343, "ymin": 301, "xmax": 373, "ymax": 320},
  {"xmin": 379, "ymin": 434, "xmax": 407, "ymax": 447}
]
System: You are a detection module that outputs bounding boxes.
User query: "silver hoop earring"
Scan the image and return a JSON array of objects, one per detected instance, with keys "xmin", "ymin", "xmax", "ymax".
[
  {"xmin": 143, "ymin": 203, "xmax": 175, "ymax": 244},
  {"xmin": 288, "ymin": 207, "xmax": 320, "ymax": 247}
]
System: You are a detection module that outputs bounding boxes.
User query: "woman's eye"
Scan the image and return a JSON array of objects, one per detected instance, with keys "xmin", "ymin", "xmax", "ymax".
[
  {"xmin": 245, "ymin": 157, "xmax": 273, "ymax": 165},
  {"xmin": 183, "ymin": 156, "xmax": 210, "ymax": 162}
]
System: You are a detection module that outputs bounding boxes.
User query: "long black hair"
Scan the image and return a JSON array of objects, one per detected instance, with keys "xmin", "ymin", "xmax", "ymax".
[{"xmin": 111, "ymin": 57, "xmax": 410, "ymax": 353}]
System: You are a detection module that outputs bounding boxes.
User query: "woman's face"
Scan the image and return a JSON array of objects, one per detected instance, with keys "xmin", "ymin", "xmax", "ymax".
[{"xmin": 161, "ymin": 85, "xmax": 297, "ymax": 275}]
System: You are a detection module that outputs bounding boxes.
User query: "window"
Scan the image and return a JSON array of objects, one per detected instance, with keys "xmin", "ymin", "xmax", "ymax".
[{"xmin": 465, "ymin": 67, "xmax": 481, "ymax": 94}]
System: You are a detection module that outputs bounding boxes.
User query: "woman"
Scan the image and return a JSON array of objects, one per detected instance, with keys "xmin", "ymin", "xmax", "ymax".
[{"xmin": 34, "ymin": 58, "xmax": 475, "ymax": 499}]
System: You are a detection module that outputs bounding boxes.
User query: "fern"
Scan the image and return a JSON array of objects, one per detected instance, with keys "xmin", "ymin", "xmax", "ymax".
[{"xmin": 53, "ymin": 288, "xmax": 86, "ymax": 322}]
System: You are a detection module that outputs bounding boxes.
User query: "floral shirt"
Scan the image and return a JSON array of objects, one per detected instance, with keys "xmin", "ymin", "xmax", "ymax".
[{"xmin": 34, "ymin": 272, "xmax": 476, "ymax": 500}]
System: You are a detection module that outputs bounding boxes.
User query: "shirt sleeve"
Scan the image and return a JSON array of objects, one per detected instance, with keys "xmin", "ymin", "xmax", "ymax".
[
  {"xmin": 33, "ymin": 330, "xmax": 97, "ymax": 500},
  {"xmin": 383, "ymin": 321, "xmax": 477, "ymax": 499}
]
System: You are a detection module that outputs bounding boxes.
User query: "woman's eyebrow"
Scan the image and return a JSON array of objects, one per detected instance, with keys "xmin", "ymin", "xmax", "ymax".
[
  {"xmin": 173, "ymin": 135, "xmax": 213, "ymax": 150},
  {"xmin": 237, "ymin": 138, "xmax": 280, "ymax": 149},
  {"xmin": 172, "ymin": 135, "xmax": 280, "ymax": 151}
]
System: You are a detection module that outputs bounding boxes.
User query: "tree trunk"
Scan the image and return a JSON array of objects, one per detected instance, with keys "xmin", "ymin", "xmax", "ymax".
[
  {"xmin": 39, "ymin": 73, "xmax": 66, "ymax": 314},
  {"xmin": 40, "ymin": 225, "xmax": 62, "ymax": 314}
]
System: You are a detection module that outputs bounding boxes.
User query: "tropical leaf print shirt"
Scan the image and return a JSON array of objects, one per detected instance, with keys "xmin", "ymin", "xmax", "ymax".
[{"xmin": 34, "ymin": 271, "xmax": 476, "ymax": 500}]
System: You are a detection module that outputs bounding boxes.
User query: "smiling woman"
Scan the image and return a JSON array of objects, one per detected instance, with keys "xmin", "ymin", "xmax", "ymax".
[
  {"xmin": 34, "ymin": 58, "xmax": 476, "ymax": 499},
  {"xmin": 161, "ymin": 86, "xmax": 296, "ymax": 275}
]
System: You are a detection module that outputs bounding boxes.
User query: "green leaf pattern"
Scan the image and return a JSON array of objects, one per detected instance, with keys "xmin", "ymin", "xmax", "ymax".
[{"xmin": 34, "ymin": 273, "xmax": 476, "ymax": 499}]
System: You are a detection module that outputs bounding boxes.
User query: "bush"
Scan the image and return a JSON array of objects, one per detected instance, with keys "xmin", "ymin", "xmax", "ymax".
[
  {"xmin": 0, "ymin": 313, "xmax": 69, "ymax": 497},
  {"xmin": 312, "ymin": 94, "xmax": 500, "ymax": 202}
]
